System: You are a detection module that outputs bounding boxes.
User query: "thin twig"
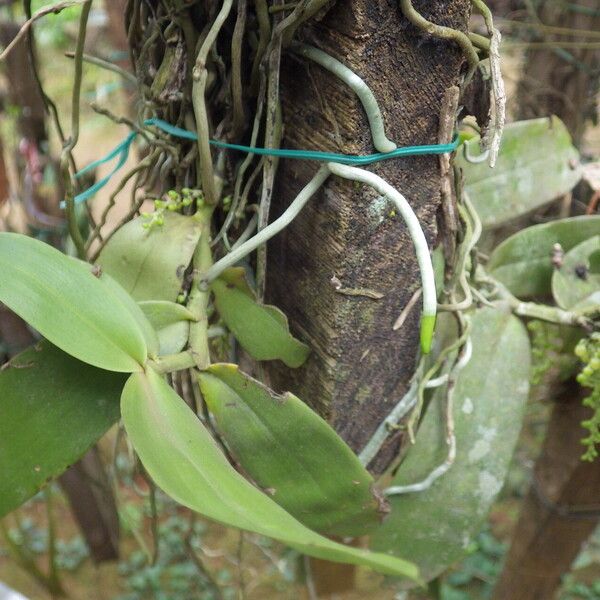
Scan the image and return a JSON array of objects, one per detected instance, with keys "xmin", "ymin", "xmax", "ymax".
[
  {"xmin": 65, "ymin": 51, "xmax": 137, "ymax": 84},
  {"xmin": 0, "ymin": 0, "xmax": 88, "ymax": 61},
  {"xmin": 393, "ymin": 288, "xmax": 422, "ymax": 330}
]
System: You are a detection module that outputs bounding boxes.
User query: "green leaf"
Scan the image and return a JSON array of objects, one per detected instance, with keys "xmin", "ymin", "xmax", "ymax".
[
  {"xmin": 371, "ymin": 307, "xmax": 530, "ymax": 583},
  {"xmin": 0, "ymin": 342, "xmax": 125, "ymax": 517},
  {"xmin": 552, "ymin": 236, "xmax": 600, "ymax": 310},
  {"xmin": 121, "ymin": 368, "xmax": 419, "ymax": 580},
  {"xmin": 488, "ymin": 215, "xmax": 600, "ymax": 299},
  {"xmin": 139, "ymin": 301, "xmax": 195, "ymax": 356},
  {"xmin": 97, "ymin": 212, "xmax": 202, "ymax": 302},
  {"xmin": 198, "ymin": 364, "xmax": 385, "ymax": 537},
  {"xmin": 0, "ymin": 233, "xmax": 151, "ymax": 372},
  {"xmin": 211, "ymin": 268, "xmax": 309, "ymax": 368},
  {"xmin": 573, "ymin": 291, "xmax": 600, "ymax": 316},
  {"xmin": 457, "ymin": 117, "xmax": 581, "ymax": 228}
]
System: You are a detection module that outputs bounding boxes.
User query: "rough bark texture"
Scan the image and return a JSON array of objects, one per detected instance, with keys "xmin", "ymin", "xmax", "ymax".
[
  {"xmin": 492, "ymin": 384, "xmax": 600, "ymax": 600},
  {"xmin": 517, "ymin": 0, "xmax": 600, "ymax": 147},
  {"xmin": 266, "ymin": 0, "xmax": 470, "ymax": 473}
]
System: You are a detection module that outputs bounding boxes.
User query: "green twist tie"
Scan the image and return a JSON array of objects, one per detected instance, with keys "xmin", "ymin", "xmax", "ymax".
[{"xmin": 68, "ymin": 118, "xmax": 459, "ymax": 205}]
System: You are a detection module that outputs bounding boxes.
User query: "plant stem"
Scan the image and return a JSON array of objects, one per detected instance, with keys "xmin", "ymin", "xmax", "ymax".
[
  {"xmin": 187, "ymin": 207, "xmax": 215, "ymax": 369},
  {"xmin": 61, "ymin": 0, "xmax": 91, "ymax": 259},
  {"xmin": 65, "ymin": 51, "xmax": 137, "ymax": 85},
  {"xmin": 148, "ymin": 351, "xmax": 197, "ymax": 374},
  {"xmin": 479, "ymin": 270, "xmax": 592, "ymax": 330},
  {"xmin": 0, "ymin": 0, "xmax": 88, "ymax": 61},
  {"xmin": 192, "ymin": 0, "xmax": 233, "ymax": 205}
]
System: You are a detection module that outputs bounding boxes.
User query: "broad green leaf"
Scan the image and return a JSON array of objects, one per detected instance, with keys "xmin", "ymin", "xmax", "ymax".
[
  {"xmin": 0, "ymin": 342, "xmax": 125, "ymax": 517},
  {"xmin": 97, "ymin": 212, "xmax": 202, "ymax": 302},
  {"xmin": 121, "ymin": 368, "xmax": 419, "ymax": 580},
  {"xmin": 552, "ymin": 236, "xmax": 600, "ymax": 310},
  {"xmin": 211, "ymin": 268, "xmax": 309, "ymax": 368},
  {"xmin": 457, "ymin": 117, "xmax": 582, "ymax": 228},
  {"xmin": 488, "ymin": 215, "xmax": 600, "ymax": 299},
  {"xmin": 198, "ymin": 364, "xmax": 385, "ymax": 537},
  {"xmin": 371, "ymin": 307, "xmax": 530, "ymax": 584},
  {"xmin": 139, "ymin": 301, "xmax": 195, "ymax": 356},
  {"xmin": 0, "ymin": 233, "xmax": 150, "ymax": 372},
  {"xmin": 573, "ymin": 291, "xmax": 600, "ymax": 316}
]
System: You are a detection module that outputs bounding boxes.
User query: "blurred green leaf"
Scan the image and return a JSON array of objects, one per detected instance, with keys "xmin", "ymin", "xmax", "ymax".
[
  {"xmin": 98, "ymin": 213, "xmax": 201, "ymax": 302},
  {"xmin": 211, "ymin": 268, "xmax": 309, "ymax": 368},
  {"xmin": 552, "ymin": 236, "xmax": 600, "ymax": 310},
  {"xmin": 488, "ymin": 215, "xmax": 600, "ymax": 299},
  {"xmin": 371, "ymin": 306, "xmax": 530, "ymax": 584},
  {"xmin": 121, "ymin": 368, "xmax": 419, "ymax": 580},
  {"xmin": 198, "ymin": 364, "xmax": 385, "ymax": 537},
  {"xmin": 0, "ymin": 342, "xmax": 125, "ymax": 517},
  {"xmin": 0, "ymin": 233, "xmax": 151, "ymax": 372},
  {"xmin": 138, "ymin": 301, "xmax": 195, "ymax": 356},
  {"xmin": 457, "ymin": 117, "xmax": 581, "ymax": 228}
]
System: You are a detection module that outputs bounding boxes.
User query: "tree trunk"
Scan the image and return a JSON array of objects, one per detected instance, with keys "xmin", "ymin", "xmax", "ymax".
[
  {"xmin": 516, "ymin": 0, "xmax": 600, "ymax": 146},
  {"xmin": 0, "ymin": 21, "xmax": 46, "ymax": 144},
  {"xmin": 492, "ymin": 383, "xmax": 600, "ymax": 600},
  {"xmin": 266, "ymin": 0, "xmax": 471, "ymax": 473}
]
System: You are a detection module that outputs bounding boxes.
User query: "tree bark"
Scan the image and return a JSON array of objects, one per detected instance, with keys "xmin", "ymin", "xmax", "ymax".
[
  {"xmin": 492, "ymin": 383, "xmax": 600, "ymax": 600},
  {"xmin": 266, "ymin": 0, "xmax": 471, "ymax": 473}
]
